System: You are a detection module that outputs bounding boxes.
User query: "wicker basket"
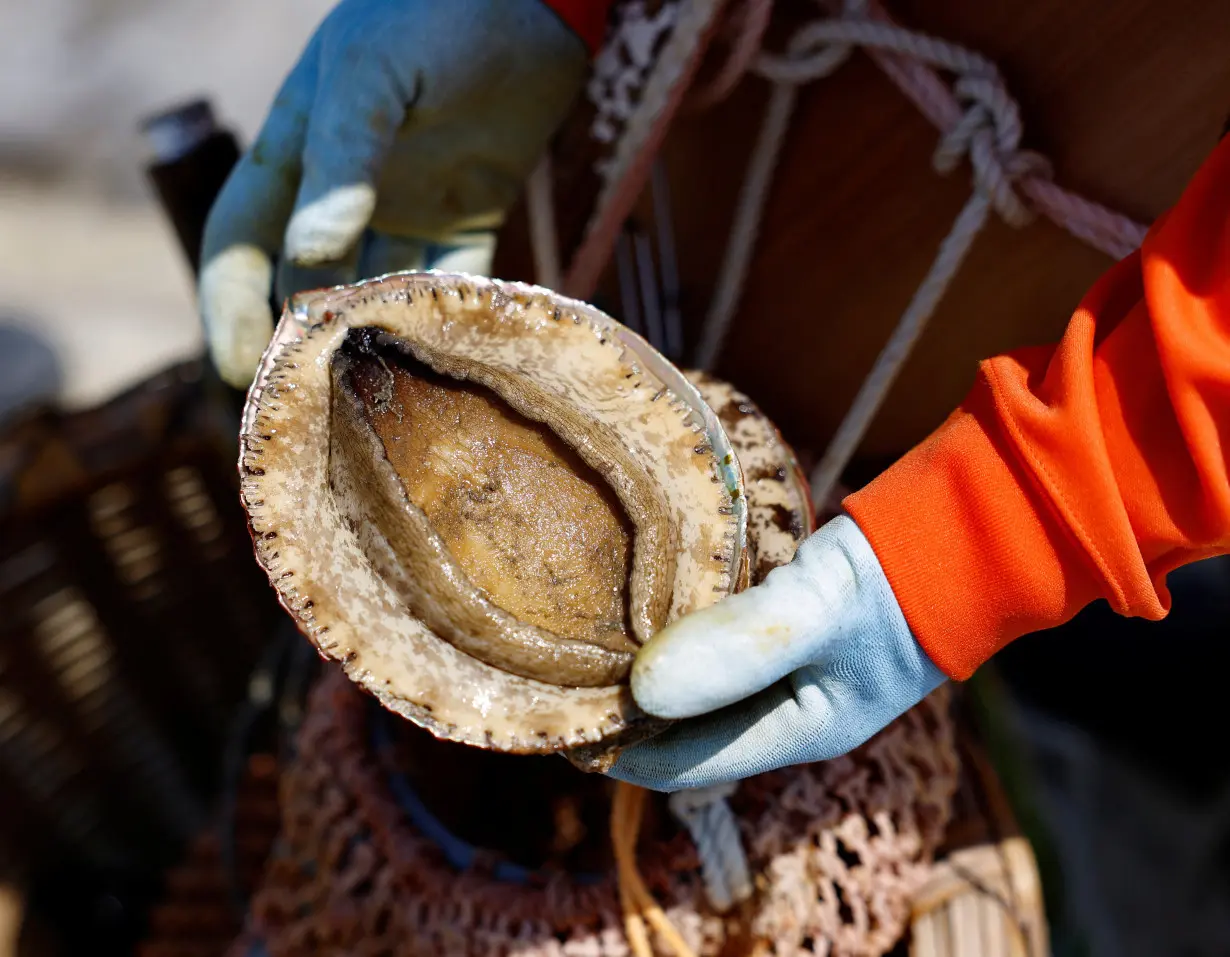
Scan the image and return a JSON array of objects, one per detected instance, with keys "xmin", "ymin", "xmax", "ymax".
[
  {"xmin": 0, "ymin": 361, "xmax": 281, "ymax": 893},
  {"xmin": 909, "ymin": 724, "xmax": 1050, "ymax": 957}
]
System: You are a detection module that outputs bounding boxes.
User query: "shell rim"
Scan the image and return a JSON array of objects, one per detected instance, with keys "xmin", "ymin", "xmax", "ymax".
[{"xmin": 237, "ymin": 270, "xmax": 750, "ymax": 753}]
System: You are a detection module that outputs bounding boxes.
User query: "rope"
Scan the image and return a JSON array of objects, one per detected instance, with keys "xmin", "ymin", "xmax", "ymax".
[
  {"xmin": 526, "ymin": 153, "xmax": 562, "ymax": 290},
  {"xmin": 668, "ymin": 783, "xmax": 753, "ymax": 913},
  {"xmin": 810, "ymin": 191, "xmax": 990, "ymax": 503},
  {"xmin": 808, "ymin": 71, "xmax": 1053, "ymax": 502},
  {"xmin": 686, "ymin": 0, "xmax": 775, "ymax": 110},
  {"xmin": 849, "ymin": 0, "xmax": 1147, "ymax": 258},
  {"xmin": 688, "ymin": 0, "xmax": 1150, "ymax": 504},
  {"xmin": 610, "ymin": 781, "xmax": 751, "ymax": 954},
  {"xmin": 693, "ymin": 6, "xmax": 859, "ymax": 371},
  {"xmin": 612, "ymin": 781, "xmax": 698, "ymax": 957}
]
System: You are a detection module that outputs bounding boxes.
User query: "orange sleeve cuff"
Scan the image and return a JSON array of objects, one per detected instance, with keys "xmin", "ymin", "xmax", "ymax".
[
  {"xmin": 843, "ymin": 387, "xmax": 1106, "ymax": 681},
  {"xmin": 843, "ymin": 134, "xmax": 1230, "ymax": 681}
]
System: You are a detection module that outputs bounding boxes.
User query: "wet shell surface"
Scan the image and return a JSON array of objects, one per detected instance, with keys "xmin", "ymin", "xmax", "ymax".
[
  {"xmin": 564, "ymin": 372, "xmax": 815, "ymax": 771},
  {"xmin": 240, "ymin": 272, "xmax": 747, "ymax": 753},
  {"xmin": 683, "ymin": 372, "xmax": 815, "ymax": 583}
]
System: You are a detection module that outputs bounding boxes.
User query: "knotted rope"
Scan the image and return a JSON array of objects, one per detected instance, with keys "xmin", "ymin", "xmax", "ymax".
[{"xmin": 688, "ymin": 0, "xmax": 1150, "ymax": 505}]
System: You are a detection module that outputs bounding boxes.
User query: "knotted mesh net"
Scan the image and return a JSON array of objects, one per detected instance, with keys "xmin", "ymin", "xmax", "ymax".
[{"xmin": 227, "ymin": 670, "xmax": 956, "ymax": 957}]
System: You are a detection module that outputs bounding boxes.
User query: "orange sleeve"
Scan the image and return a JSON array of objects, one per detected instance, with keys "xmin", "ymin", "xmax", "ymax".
[{"xmin": 844, "ymin": 134, "xmax": 1230, "ymax": 680}]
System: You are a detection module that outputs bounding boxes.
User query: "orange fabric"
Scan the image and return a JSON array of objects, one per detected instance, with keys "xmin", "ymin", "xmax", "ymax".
[
  {"xmin": 845, "ymin": 136, "xmax": 1230, "ymax": 680},
  {"xmin": 541, "ymin": 0, "xmax": 613, "ymax": 56}
]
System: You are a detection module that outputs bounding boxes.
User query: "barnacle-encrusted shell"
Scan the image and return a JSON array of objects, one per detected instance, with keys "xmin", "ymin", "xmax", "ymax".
[
  {"xmin": 239, "ymin": 272, "xmax": 746, "ymax": 753},
  {"xmin": 684, "ymin": 371, "xmax": 815, "ymax": 582}
]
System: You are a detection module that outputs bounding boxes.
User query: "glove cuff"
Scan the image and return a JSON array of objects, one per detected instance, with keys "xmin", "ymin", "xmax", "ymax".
[{"xmin": 818, "ymin": 516, "xmax": 947, "ymax": 733}]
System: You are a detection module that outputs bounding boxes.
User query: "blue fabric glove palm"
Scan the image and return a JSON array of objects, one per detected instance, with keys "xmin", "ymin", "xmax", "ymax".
[
  {"xmin": 199, "ymin": 0, "xmax": 588, "ymax": 387},
  {"xmin": 610, "ymin": 515, "xmax": 947, "ymax": 792}
]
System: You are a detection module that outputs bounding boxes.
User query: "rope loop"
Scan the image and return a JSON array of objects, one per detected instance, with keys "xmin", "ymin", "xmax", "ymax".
[
  {"xmin": 751, "ymin": 0, "xmax": 875, "ymax": 86},
  {"xmin": 754, "ymin": 19, "xmax": 855, "ymax": 86},
  {"xmin": 932, "ymin": 73, "xmax": 1052, "ymax": 227},
  {"xmin": 744, "ymin": 4, "xmax": 1055, "ymax": 231}
]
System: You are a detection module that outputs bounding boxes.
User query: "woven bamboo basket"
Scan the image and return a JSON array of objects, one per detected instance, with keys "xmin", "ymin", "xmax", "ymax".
[
  {"xmin": 911, "ymin": 837, "xmax": 1047, "ymax": 957},
  {"xmin": 0, "ymin": 362, "xmax": 284, "ymax": 951},
  {"xmin": 909, "ymin": 719, "xmax": 1050, "ymax": 957}
]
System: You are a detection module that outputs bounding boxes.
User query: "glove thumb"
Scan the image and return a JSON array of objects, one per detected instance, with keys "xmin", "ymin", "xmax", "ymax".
[{"xmin": 632, "ymin": 518, "xmax": 865, "ymax": 720}]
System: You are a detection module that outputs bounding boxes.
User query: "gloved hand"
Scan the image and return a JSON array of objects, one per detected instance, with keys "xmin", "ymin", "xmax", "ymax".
[
  {"xmin": 198, "ymin": 0, "xmax": 591, "ymax": 388},
  {"xmin": 609, "ymin": 515, "xmax": 948, "ymax": 792}
]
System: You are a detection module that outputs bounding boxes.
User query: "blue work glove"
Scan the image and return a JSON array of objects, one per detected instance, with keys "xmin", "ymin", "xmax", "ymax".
[
  {"xmin": 198, "ymin": 0, "xmax": 589, "ymax": 388},
  {"xmin": 0, "ymin": 323, "xmax": 60, "ymax": 426},
  {"xmin": 610, "ymin": 515, "xmax": 947, "ymax": 792}
]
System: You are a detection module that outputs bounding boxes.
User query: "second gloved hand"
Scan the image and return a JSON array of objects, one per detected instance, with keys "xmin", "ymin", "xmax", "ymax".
[
  {"xmin": 609, "ymin": 515, "xmax": 947, "ymax": 792},
  {"xmin": 198, "ymin": 0, "xmax": 591, "ymax": 389}
]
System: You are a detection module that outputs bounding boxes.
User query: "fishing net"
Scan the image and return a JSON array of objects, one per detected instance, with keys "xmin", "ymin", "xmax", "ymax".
[{"xmin": 223, "ymin": 670, "xmax": 955, "ymax": 957}]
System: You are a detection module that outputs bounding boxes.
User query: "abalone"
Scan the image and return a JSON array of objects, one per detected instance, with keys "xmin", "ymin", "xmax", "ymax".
[{"xmin": 240, "ymin": 272, "xmax": 747, "ymax": 752}]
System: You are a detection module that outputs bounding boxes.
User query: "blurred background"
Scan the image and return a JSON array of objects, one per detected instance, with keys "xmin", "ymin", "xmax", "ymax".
[
  {"xmin": 2, "ymin": 2, "xmax": 1230, "ymax": 956},
  {"xmin": 0, "ymin": 0, "xmax": 332, "ymax": 409},
  {"xmin": 0, "ymin": 3, "xmax": 335, "ymax": 955}
]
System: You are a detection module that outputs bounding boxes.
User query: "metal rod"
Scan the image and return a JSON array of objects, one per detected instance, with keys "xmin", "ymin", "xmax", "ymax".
[{"xmin": 634, "ymin": 231, "xmax": 666, "ymax": 352}]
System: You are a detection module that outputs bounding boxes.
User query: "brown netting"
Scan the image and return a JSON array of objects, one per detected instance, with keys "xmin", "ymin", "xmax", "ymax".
[
  {"xmin": 136, "ymin": 754, "xmax": 282, "ymax": 957},
  {"xmin": 225, "ymin": 670, "xmax": 956, "ymax": 957}
]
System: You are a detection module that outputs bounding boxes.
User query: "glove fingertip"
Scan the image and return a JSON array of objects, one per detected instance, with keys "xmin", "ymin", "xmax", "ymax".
[
  {"xmin": 284, "ymin": 183, "xmax": 376, "ymax": 266},
  {"xmin": 631, "ymin": 586, "xmax": 818, "ymax": 720},
  {"xmin": 629, "ymin": 651, "xmax": 687, "ymax": 720},
  {"xmin": 209, "ymin": 305, "xmax": 274, "ymax": 390}
]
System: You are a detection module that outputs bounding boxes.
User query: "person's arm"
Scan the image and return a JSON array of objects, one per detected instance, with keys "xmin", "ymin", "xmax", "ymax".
[
  {"xmin": 612, "ymin": 133, "xmax": 1230, "ymax": 791},
  {"xmin": 848, "ymin": 132, "xmax": 1230, "ymax": 679}
]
